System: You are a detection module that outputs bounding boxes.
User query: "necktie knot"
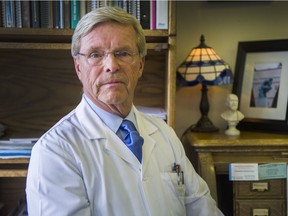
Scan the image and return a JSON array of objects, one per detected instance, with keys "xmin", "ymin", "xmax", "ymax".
[{"xmin": 120, "ymin": 120, "xmax": 144, "ymax": 162}]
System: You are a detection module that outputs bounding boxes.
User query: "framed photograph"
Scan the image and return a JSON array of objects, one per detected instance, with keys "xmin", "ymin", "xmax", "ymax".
[{"xmin": 232, "ymin": 39, "xmax": 288, "ymax": 133}]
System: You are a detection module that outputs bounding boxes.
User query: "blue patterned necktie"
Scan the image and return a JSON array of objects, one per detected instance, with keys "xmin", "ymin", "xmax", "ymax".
[{"xmin": 120, "ymin": 120, "xmax": 144, "ymax": 162}]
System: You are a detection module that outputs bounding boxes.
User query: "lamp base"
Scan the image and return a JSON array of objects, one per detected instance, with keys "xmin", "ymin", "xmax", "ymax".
[{"xmin": 190, "ymin": 115, "xmax": 219, "ymax": 132}]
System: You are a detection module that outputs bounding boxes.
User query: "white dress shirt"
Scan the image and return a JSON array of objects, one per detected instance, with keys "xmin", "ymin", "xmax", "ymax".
[{"xmin": 26, "ymin": 96, "xmax": 223, "ymax": 216}]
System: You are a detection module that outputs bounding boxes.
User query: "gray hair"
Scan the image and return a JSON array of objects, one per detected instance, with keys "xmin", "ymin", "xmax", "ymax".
[{"xmin": 71, "ymin": 6, "xmax": 146, "ymax": 57}]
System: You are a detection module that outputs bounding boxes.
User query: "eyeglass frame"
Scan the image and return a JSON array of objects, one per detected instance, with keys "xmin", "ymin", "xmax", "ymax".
[{"xmin": 76, "ymin": 50, "xmax": 140, "ymax": 66}]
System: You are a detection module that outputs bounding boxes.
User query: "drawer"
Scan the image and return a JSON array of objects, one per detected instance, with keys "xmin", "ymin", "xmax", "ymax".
[
  {"xmin": 234, "ymin": 199, "xmax": 286, "ymax": 216},
  {"xmin": 234, "ymin": 179, "xmax": 286, "ymax": 199}
]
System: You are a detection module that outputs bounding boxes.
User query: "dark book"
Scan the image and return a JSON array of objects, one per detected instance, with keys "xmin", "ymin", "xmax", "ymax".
[
  {"xmin": 21, "ymin": 1, "xmax": 31, "ymax": 28},
  {"xmin": 15, "ymin": 0, "xmax": 22, "ymax": 28},
  {"xmin": 30, "ymin": 0, "xmax": 40, "ymax": 28},
  {"xmin": 40, "ymin": 1, "xmax": 53, "ymax": 28},
  {"xmin": 63, "ymin": 0, "xmax": 70, "ymax": 29},
  {"xmin": 140, "ymin": 0, "xmax": 150, "ymax": 29},
  {"xmin": 0, "ymin": 1, "xmax": 3, "ymax": 27},
  {"xmin": 53, "ymin": 0, "xmax": 64, "ymax": 29}
]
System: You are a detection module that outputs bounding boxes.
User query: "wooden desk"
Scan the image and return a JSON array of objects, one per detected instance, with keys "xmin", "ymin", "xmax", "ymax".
[{"xmin": 183, "ymin": 131, "xmax": 288, "ymax": 207}]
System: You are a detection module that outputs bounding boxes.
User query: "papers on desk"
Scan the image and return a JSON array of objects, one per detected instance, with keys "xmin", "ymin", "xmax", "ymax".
[
  {"xmin": 136, "ymin": 106, "xmax": 167, "ymax": 120},
  {"xmin": 229, "ymin": 162, "xmax": 287, "ymax": 181},
  {"xmin": 0, "ymin": 138, "xmax": 38, "ymax": 159}
]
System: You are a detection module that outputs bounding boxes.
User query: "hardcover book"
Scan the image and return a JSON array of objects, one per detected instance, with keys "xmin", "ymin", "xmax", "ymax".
[
  {"xmin": 156, "ymin": 0, "xmax": 168, "ymax": 29},
  {"xmin": 70, "ymin": 0, "xmax": 79, "ymax": 29},
  {"xmin": 30, "ymin": 0, "xmax": 40, "ymax": 28}
]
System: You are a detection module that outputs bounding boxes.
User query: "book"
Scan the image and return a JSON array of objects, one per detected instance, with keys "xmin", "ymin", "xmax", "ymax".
[
  {"xmin": 63, "ymin": 0, "xmax": 70, "ymax": 28},
  {"xmin": 70, "ymin": 0, "xmax": 79, "ymax": 29},
  {"xmin": 15, "ymin": 0, "xmax": 22, "ymax": 28},
  {"xmin": 140, "ymin": 0, "xmax": 150, "ymax": 29},
  {"xmin": 80, "ymin": 0, "xmax": 86, "ymax": 18},
  {"xmin": 40, "ymin": 1, "xmax": 53, "ymax": 28},
  {"xmin": 0, "ymin": 138, "xmax": 37, "ymax": 159},
  {"xmin": 136, "ymin": 106, "xmax": 167, "ymax": 120},
  {"xmin": 3, "ymin": 0, "xmax": 15, "ymax": 28},
  {"xmin": 87, "ymin": 0, "xmax": 98, "ymax": 12},
  {"xmin": 0, "ymin": 1, "xmax": 2, "ymax": 27},
  {"xmin": 21, "ymin": 0, "xmax": 31, "ymax": 28},
  {"xmin": 53, "ymin": 0, "xmax": 64, "ymax": 29},
  {"xmin": 150, "ymin": 0, "xmax": 156, "ymax": 30},
  {"xmin": 30, "ymin": 0, "xmax": 40, "ymax": 28},
  {"xmin": 156, "ymin": 0, "xmax": 168, "ymax": 29}
]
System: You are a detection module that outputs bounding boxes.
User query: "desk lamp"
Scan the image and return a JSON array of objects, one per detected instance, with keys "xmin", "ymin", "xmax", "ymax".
[{"xmin": 177, "ymin": 35, "xmax": 233, "ymax": 132}]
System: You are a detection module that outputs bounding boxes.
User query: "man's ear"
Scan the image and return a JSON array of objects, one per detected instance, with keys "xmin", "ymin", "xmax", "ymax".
[
  {"xmin": 138, "ymin": 57, "xmax": 145, "ymax": 78},
  {"xmin": 74, "ymin": 58, "xmax": 82, "ymax": 81}
]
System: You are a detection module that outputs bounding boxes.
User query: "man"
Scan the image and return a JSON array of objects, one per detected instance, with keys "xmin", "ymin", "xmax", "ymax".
[{"xmin": 26, "ymin": 7, "xmax": 223, "ymax": 216}]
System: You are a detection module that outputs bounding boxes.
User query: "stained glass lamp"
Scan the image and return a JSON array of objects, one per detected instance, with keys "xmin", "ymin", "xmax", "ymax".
[{"xmin": 177, "ymin": 34, "xmax": 233, "ymax": 132}]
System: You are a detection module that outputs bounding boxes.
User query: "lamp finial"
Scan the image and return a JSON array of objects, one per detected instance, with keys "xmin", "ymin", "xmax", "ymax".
[{"xmin": 198, "ymin": 34, "xmax": 209, "ymax": 48}]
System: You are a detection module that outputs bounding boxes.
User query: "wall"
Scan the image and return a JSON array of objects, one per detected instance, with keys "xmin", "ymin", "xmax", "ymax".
[{"xmin": 175, "ymin": 1, "xmax": 288, "ymax": 137}]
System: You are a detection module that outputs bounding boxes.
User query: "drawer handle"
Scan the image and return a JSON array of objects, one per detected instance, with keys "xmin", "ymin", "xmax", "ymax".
[
  {"xmin": 253, "ymin": 208, "xmax": 269, "ymax": 216},
  {"xmin": 252, "ymin": 182, "xmax": 268, "ymax": 192}
]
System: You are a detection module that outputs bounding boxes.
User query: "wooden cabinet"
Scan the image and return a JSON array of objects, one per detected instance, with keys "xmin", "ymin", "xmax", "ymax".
[
  {"xmin": 0, "ymin": 2, "xmax": 176, "ymax": 214},
  {"xmin": 234, "ymin": 179, "xmax": 286, "ymax": 216},
  {"xmin": 183, "ymin": 131, "xmax": 288, "ymax": 216}
]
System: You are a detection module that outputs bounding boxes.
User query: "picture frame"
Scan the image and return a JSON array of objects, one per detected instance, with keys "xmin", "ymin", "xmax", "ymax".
[{"xmin": 232, "ymin": 39, "xmax": 288, "ymax": 133}]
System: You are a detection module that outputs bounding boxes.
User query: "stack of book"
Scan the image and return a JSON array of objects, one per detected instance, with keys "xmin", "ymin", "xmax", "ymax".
[
  {"xmin": 0, "ymin": 0, "xmax": 168, "ymax": 30},
  {"xmin": 137, "ymin": 106, "xmax": 167, "ymax": 120},
  {"xmin": 0, "ymin": 138, "xmax": 37, "ymax": 159}
]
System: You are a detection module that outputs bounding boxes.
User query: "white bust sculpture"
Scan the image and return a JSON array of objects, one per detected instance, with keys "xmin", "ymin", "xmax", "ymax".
[{"xmin": 221, "ymin": 94, "xmax": 244, "ymax": 136}]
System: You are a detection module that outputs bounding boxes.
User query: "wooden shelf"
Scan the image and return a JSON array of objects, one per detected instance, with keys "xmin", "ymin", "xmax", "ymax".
[{"xmin": 0, "ymin": 2, "xmax": 176, "ymax": 215}]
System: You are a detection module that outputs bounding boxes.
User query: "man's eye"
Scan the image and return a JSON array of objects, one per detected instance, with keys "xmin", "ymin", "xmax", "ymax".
[
  {"xmin": 89, "ymin": 52, "xmax": 102, "ymax": 58},
  {"xmin": 115, "ymin": 51, "xmax": 131, "ymax": 57}
]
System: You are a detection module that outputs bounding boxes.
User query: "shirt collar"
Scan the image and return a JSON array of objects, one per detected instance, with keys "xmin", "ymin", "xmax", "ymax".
[{"xmin": 83, "ymin": 94, "xmax": 137, "ymax": 133}]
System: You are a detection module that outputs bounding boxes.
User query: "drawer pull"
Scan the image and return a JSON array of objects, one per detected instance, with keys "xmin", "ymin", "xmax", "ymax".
[
  {"xmin": 252, "ymin": 208, "xmax": 269, "ymax": 216},
  {"xmin": 252, "ymin": 182, "xmax": 268, "ymax": 192}
]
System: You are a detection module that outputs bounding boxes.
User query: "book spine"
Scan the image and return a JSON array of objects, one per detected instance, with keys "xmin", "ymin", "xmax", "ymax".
[
  {"xmin": 15, "ymin": 0, "xmax": 22, "ymax": 28},
  {"xmin": 80, "ymin": 0, "xmax": 86, "ymax": 18},
  {"xmin": 53, "ymin": 0, "xmax": 64, "ymax": 29},
  {"xmin": 30, "ymin": 0, "xmax": 40, "ymax": 28},
  {"xmin": 87, "ymin": 0, "xmax": 100, "ymax": 12},
  {"xmin": 136, "ymin": 0, "xmax": 140, "ymax": 22},
  {"xmin": 40, "ymin": 1, "xmax": 53, "ymax": 28},
  {"xmin": 0, "ymin": 1, "xmax": 3, "ymax": 27},
  {"xmin": 4, "ymin": 0, "xmax": 15, "ymax": 28},
  {"xmin": 70, "ymin": 0, "xmax": 80, "ymax": 29},
  {"xmin": 64, "ymin": 0, "xmax": 70, "ymax": 29},
  {"xmin": 140, "ymin": 0, "xmax": 150, "ymax": 29},
  {"xmin": 21, "ymin": 0, "xmax": 31, "ymax": 28},
  {"xmin": 130, "ymin": 0, "xmax": 137, "ymax": 18},
  {"xmin": 150, "ymin": 0, "xmax": 156, "ymax": 30},
  {"xmin": 59, "ymin": 0, "xmax": 64, "ymax": 28},
  {"xmin": 156, "ymin": 0, "xmax": 168, "ymax": 29}
]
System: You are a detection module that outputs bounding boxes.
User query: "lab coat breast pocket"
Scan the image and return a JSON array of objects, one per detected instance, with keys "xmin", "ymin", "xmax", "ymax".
[{"xmin": 160, "ymin": 172, "xmax": 186, "ymax": 206}]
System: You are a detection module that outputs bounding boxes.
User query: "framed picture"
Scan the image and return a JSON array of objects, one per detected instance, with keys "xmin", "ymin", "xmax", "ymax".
[{"xmin": 232, "ymin": 39, "xmax": 288, "ymax": 133}]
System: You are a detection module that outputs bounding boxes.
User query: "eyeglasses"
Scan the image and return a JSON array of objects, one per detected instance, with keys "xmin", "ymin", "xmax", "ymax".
[{"xmin": 77, "ymin": 50, "xmax": 139, "ymax": 66}]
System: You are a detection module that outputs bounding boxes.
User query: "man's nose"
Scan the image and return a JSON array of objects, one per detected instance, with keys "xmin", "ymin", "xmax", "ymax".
[{"xmin": 103, "ymin": 53, "xmax": 120, "ymax": 72}]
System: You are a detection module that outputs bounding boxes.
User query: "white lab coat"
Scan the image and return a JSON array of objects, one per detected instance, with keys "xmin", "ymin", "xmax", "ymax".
[{"xmin": 26, "ymin": 97, "xmax": 223, "ymax": 216}]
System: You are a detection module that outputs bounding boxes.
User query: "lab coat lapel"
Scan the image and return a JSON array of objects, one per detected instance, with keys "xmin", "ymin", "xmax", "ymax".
[
  {"xmin": 134, "ymin": 109, "xmax": 158, "ymax": 174},
  {"xmin": 75, "ymin": 99, "xmax": 140, "ymax": 165},
  {"xmin": 75, "ymin": 98, "xmax": 105, "ymax": 140}
]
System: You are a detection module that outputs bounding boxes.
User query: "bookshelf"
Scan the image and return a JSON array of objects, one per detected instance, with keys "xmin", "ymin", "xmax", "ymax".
[{"xmin": 0, "ymin": 1, "xmax": 176, "ymax": 214}]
